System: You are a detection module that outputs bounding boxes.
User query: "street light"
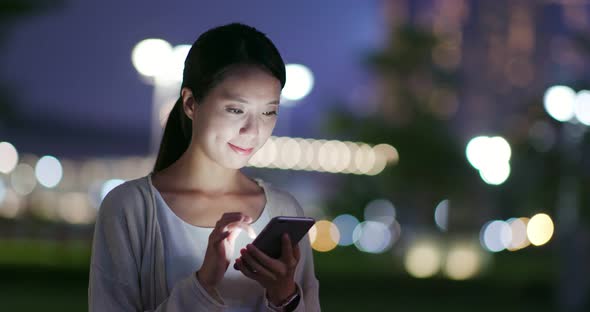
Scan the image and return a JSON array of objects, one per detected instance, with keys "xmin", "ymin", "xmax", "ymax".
[{"xmin": 131, "ymin": 39, "xmax": 189, "ymax": 153}]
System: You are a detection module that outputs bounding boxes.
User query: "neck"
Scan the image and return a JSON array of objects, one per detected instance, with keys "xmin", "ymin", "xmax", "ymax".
[{"xmin": 159, "ymin": 143, "xmax": 244, "ymax": 194}]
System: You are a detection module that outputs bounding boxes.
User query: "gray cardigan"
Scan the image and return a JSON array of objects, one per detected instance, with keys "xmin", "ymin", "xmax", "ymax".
[{"xmin": 88, "ymin": 175, "xmax": 320, "ymax": 311}]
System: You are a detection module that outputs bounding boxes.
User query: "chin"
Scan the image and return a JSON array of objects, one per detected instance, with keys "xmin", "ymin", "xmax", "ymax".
[{"xmin": 223, "ymin": 157, "xmax": 251, "ymax": 170}]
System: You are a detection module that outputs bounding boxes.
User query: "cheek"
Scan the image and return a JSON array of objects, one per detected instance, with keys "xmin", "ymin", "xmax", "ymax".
[
  {"xmin": 259, "ymin": 119, "xmax": 276, "ymax": 139},
  {"xmin": 196, "ymin": 113, "xmax": 237, "ymax": 139}
]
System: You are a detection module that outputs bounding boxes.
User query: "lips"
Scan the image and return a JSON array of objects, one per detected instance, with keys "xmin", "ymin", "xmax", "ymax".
[{"xmin": 228, "ymin": 143, "xmax": 254, "ymax": 156}]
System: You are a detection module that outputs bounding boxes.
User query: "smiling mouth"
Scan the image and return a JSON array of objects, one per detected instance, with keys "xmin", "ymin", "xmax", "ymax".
[{"xmin": 228, "ymin": 143, "xmax": 254, "ymax": 156}]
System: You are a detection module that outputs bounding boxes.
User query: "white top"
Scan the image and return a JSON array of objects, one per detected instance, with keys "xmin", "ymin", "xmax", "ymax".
[
  {"xmin": 153, "ymin": 179, "xmax": 272, "ymax": 311},
  {"xmin": 88, "ymin": 174, "xmax": 321, "ymax": 312}
]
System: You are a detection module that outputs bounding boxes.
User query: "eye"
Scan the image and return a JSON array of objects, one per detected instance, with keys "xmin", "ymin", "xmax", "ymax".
[
  {"xmin": 225, "ymin": 107, "xmax": 243, "ymax": 114},
  {"xmin": 263, "ymin": 111, "xmax": 278, "ymax": 116}
]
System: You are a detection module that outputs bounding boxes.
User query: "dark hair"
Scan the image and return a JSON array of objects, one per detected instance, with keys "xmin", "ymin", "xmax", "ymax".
[{"xmin": 153, "ymin": 23, "xmax": 286, "ymax": 173}]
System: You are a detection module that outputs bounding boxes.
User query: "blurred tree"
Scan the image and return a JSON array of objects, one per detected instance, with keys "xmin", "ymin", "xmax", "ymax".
[{"xmin": 323, "ymin": 25, "xmax": 481, "ymax": 229}]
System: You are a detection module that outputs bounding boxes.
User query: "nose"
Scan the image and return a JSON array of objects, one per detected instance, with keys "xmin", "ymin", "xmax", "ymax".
[{"xmin": 239, "ymin": 115, "xmax": 258, "ymax": 139}]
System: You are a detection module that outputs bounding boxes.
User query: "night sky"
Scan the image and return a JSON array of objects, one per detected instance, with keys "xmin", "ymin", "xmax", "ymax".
[{"xmin": 1, "ymin": 0, "xmax": 382, "ymax": 157}]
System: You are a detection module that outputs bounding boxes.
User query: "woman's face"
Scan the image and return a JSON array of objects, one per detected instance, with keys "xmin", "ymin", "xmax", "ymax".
[{"xmin": 187, "ymin": 65, "xmax": 282, "ymax": 169}]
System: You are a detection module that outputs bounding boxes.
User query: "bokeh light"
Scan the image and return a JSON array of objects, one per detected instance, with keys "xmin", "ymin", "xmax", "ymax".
[
  {"xmin": 404, "ymin": 241, "xmax": 441, "ymax": 278},
  {"xmin": 0, "ymin": 188, "xmax": 21, "ymax": 218},
  {"xmin": 373, "ymin": 143, "xmax": 399, "ymax": 165},
  {"xmin": 353, "ymin": 221, "xmax": 392, "ymax": 254},
  {"xmin": 466, "ymin": 136, "xmax": 512, "ymax": 185},
  {"xmin": 0, "ymin": 141, "xmax": 19, "ymax": 174},
  {"xmin": 507, "ymin": 217, "xmax": 531, "ymax": 251},
  {"xmin": 444, "ymin": 244, "xmax": 482, "ymax": 280},
  {"xmin": 364, "ymin": 199, "xmax": 396, "ymax": 226},
  {"xmin": 35, "ymin": 155, "xmax": 63, "ymax": 188},
  {"xmin": 543, "ymin": 85, "xmax": 576, "ymax": 122},
  {"xmin": 157, "ymin": 44, "xmax": 191, "ymax": 82},
  {"xmin": 0, "ymin": 178, "xmax": 6, "ymax": 204},
  {"xmin": 247, "ymin": 136, "xmax": 397, "ymax": 175},
  {"xmin": 332, "ymin": 214, "xmax": 359, "ymax": 246},
  {"xmin": 279, "ymin": 137, "xmax": 301, "ymax": 169},
  {"xmin": 527, "ymin": 213, "xmax": 554, "ymax": 246},
  {"xmin": 131, "ymin": 38, "xmax": 173, "ymax": 78},
  {"xmin": 479, "ymin": 161, "xmax": 511, "ymax": 185},
  {"xmin": 465, "ymin": 136, "xmax": 491, "ymax": 170},
  {"xmin": 282, "ymin": 64, "xmax": 314, "ymax": 102},
  {"xmin": 309, "ymin": 220, "xmax": 340, "ymax": 252},
  {"xmin": 480, "ymin": 220, "xmax": 512, "ymax": 252},
  {"xmin": 573, "ymin": 90, "xmax": 590, "ymax": 126},
  {"xmin": 434, "ymin": 199, "xmax": 449, "ymax": 231},
  {"xmin": 10, "ymin": 163, "xmax": 37, "ymax": 195},
  {"xmin": 58, "ymin": 192, "xmax": 96, "ymax": 224}
]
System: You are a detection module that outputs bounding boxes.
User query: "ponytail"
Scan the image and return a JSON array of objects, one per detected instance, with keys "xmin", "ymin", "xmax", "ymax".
[{"xmin": 153, "ymin": 97, "xmax": 193, "ymax": 173}]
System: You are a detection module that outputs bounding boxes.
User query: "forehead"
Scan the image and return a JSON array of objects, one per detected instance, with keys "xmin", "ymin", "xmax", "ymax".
[{"xmin": 211, "ymin": 65, "xmax": 281, "ymax": 102}]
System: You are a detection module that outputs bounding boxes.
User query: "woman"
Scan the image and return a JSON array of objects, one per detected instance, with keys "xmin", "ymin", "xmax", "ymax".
[{"xmin": 88, "ymin": 23, "xmax": 321, "ymax": 311}]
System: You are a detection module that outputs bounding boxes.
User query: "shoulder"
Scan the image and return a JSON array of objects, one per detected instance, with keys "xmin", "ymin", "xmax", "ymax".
[
  {"xmin": 97, "ymin": 175, "xmax": 152, "ymax": 222},
  {"xmin": 262, "ymin": 182, "xmax": 305, "ymax": 217}
]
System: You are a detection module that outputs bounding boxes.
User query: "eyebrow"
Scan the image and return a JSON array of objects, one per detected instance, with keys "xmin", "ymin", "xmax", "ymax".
[{"xmin": 220, "ymin": 91, "xmax": 280, "ymax": 105}]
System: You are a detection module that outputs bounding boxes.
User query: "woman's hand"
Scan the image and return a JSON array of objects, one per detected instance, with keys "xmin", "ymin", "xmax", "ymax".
[
  {"xmin": 197, "ymin": 212, "xmax": 255, "ymax": 291},
  {"xmin": 234, "ymin": 233, "xmax": 300, "ymax": 305}
]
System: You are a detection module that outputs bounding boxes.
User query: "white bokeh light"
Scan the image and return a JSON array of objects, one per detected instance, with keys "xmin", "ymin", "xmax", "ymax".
[
  {"xmin": 404, "ymin": 241, "xmax": 441, "ymax": 278},
  {"xmin": 434, "ymin": 199, "xmax": 449, "ymax": 231},
  {"xmin": 480, "ymin": 220, "xmax": 512, "ymax": 252},
  {"xmin": 157, "ymin": 44, "xmax": 191, "ymax": 83},
  {"xmin": 353, "ymin": 221, "xmax": 392, "ymax": 253},
  {"xmin": 465, "ymin": 136, "xmax": 491, "ymax": 170},
  {"xmin": 444, "ymin": 244, "xmax": 482, "ymax": 280},
  {"xmin": 35, "ymin": 155, "xmax": 63, "ymax": 188},
  {"xmin": 479, "ymin": 161, "xmax": 511, "ymax": 185},
  {"xmin": 131, "ymin": 38, "xmax": 173, "ymax": 78},
  {"xmin": 574, "ymin": 90, "xmax": 590, "ymax": 126},
  {"xmin": 0, "ymin": 142, "xmax": 19, "ymax": 174},
  {"xmin": 281, "ymin": 64, "xmax": 314, "ymax": 102},
  {"xmin": 332, "ymin": 214, "xmax": 359, "ymax": 246},
  {"xmin": 543, "ymin": 85, "xmax": 576, "ymax": 122},
  {"xmin": 466, "ymin": 136, "xmax": 512, "ymax": 185},
  {"xmin": 489, "ymin": 137, "xmax": 511, "ymax": 163}
]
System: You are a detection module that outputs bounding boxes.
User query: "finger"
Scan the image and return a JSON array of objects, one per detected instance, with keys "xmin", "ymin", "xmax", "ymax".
[
  {"xmin": 228, "ymin": 227, "xmax": 242, "ymax": 242},
  {"xmin": 235, "ymin": 258, "xmax": 258, "ymax": 280},
  {"xmin": 245, "ymin": 224, "xmax": 256, "ymax": 239},
  {"xmin": 280, "ymin": 233, "xmax": 294, "ymax": 261},
  {"xmin": 245, "ymin": 244, "xmax": 282, "ymax": 272},
  {"xmin": 241, "ymin": 248, "xmax": 276, "ymax": 280},
  {"xmin": 213, "ymin": 231, "xmax": 231, "ymax": 244},
  {"xmin": 213, "ymin": 213, "xmax": 252, "ymax": 234},
  {"xmin": 293, "ymin": 242, "xmax": 301, "ymax": 262},
  {"xmin": 226, "ymin": 222, "xmax": 255, "ymax": 235}
]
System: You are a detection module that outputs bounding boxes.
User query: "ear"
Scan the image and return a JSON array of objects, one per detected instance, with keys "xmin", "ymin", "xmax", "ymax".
[{"xmin": 181, "ymin": 87, "xmax": 198, "ymax": 120}]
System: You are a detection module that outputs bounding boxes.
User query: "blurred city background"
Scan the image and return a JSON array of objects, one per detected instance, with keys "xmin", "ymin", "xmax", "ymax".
[{"xmin": 1, "ymin": 0, "xmax": 590, "ymax": 311}]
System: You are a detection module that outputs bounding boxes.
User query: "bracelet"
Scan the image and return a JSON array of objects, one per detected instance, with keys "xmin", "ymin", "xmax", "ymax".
[{"xmin": 268, "ymin": 288, "xmax": 301, "ymax": 312}]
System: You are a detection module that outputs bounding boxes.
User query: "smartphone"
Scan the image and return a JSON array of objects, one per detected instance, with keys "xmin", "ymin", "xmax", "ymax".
[{"xmin": 252, "ymin": 216, "xmax": 316, "ymax": 258}]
